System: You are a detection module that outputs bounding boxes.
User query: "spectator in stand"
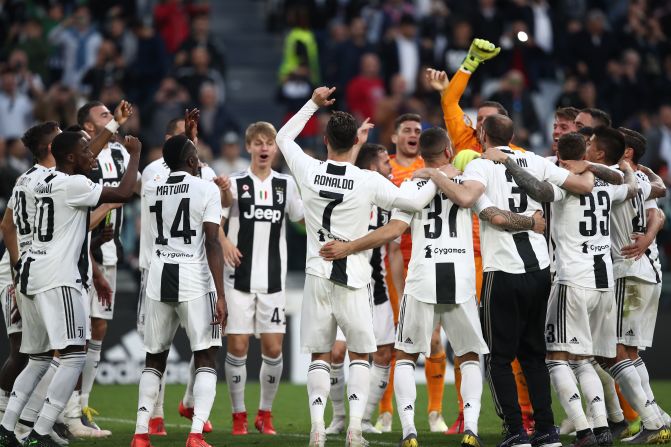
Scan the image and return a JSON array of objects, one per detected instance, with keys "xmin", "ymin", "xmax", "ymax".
[
  {"xmin": 144, "ymin": 76, "xmax": 191, "ymax": 148},
  {"xmin": 126, "ymin": 18, "xmax": 170, "ymax": 107},
  {"xmin": 418, "ymin": 0, "xmax": 451, "ymax": 70},
  {"xmin": 643, "ymin": 103, "xmax": 671, "ymax": 180},
  {"xmin": 571, "ymin": 9, "xmax": 618, "ymax": 83},
  {"xmin": 48, "ymin": 4, "xmax": 103, "ymax": 89},
  {"xmin": 33, "ymin": 83, "xmax": 79, "ymax": 129},
  {"xmin": 654, "ymin": 53, "xmax": 671, "ymax": 107},
  {"xmin": 555, "ymin": 75, "xmax": 585, "ymax": 109},
  {"xmin": 0, "ymin": 68, "xmax": 33, "ymax": 139},
  {"xmin": 81, "ymin": 39, "xmax": 126, "ymax": 100},
  {"xmin": 472, "ymin": 0, "xmax": 505, "ymax": 47},
  {"xmin": 601, "ymin": 49, "xmax": 648, "ymax": 127},
  {"xmin": 346, "ymin": 53, "xmax": 385, "ymax": 123},
  {"xmin": 153, "ymin": 0, "xmax": 191, "ymax": 54},
  {"xmin": 381, "ymin": 13, "xmax": 423, "ymax": 95},
  {"xmin": 277, "ymin": 63, "xmax": 319, "ymax": 146},
  {"xmin": 444, "ymin": 19, "xmax": 474, "ymax": 76},
  {"xmin": 489, "ymin": 69, "xmax": 541, "ymax": 147},
  {"xmin": 197, "ymin": 83, "xmax": 240, "ymax": 153},
  {"xmin": 212, "ymin": 132, "xmax": 250, "ymax": 176},
  {"xmin": 279, "ymin": 5, "xmax": 321, "ymax": 86},
  {"xmin": 8, "ymin": 48, "xmax": 44, "ymax": 98},
  {"xmin": 176, "ymin": 46, "xmax": 226, "ymax": 105},
  {"xmin": 13, "ymin": 18, "xmax": 50, "ymax": 82},
  {"xmin": 374, "ymin": 73, "xmax": 426, "ymax": 149},
  {"xmin": 104, "ymin": 14, "xmax": 138, "ymax": 68},
  {"xmin": 175, "ymin": 13, "xmax": 226, "ymax": 75}
]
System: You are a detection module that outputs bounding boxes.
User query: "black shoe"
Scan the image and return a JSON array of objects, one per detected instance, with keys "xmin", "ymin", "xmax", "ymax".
[
  {"xmin": 531, "ymin": 426, "xmax": 562, "ymax": 447},
  {"xmin": 609, "ymin": 419, "xmax": 634, "ymax": 440},
  {"xmin": 399, "ymin": 433, "xmax": 419, "ymax": 447},
  {"xmin": 498, "ymin": 429, "xmax": 532, "ymax": 447},
  {"xmin": 594, "ymin": 426, "xmax": 613, "ymax": 447},
  {"xmin": 622, "ymin": 425, "xmax": 671, "ymax": 444},
  {"xmin": 51, "ymin": 423, "xmax": 72, "ymax": 441},
  {"xmin": 0, "ymin": 425, "xmax": 21, "ymax": 447},
  {"xmin": 462, "ymin": 430, "xmax": 484, "ymax": 447},
  {"xmin": 21, "ymin": 431, "xmax": 58, "ymax": 447},
  {"xmin": 571, "ymin": 429, "xmax": 598, "ymax": 447}
]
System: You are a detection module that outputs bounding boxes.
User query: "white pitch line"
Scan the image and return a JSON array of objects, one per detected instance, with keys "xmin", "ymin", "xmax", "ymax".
[{"xmin": 96, "ymin": 417, "xmax": 398, "ymax": 446}]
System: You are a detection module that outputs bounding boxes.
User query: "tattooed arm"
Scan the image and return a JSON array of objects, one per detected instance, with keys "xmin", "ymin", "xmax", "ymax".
[
  {"xmin": 638, "ymin": 165, "xmax": 667, "ymax": 199},
  {"xmin": 502, "ymin": 158, "xmax": 557, "ymax": 202},
  {"xmin": 479, "ymin": 207, "xmax": 545, "ymax": 233},
  {"xmin": 588, "ymin": 163, "xmax": 623, "ymax": 185}
]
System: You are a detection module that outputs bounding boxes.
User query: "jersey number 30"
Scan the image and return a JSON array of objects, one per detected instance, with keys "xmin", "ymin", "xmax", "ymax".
[{"xmin": 150, "ymin": 198, "xmax": 196, "ymax": 244}]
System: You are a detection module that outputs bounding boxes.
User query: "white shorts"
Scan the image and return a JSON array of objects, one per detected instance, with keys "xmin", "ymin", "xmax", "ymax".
[
  {"xmin": 19, "ymin": 287, "xmax": 87, "ymax": 354},
  {"xmin": 1, "ymin": 284, "xmax": 21, "ymax": 335},
  {"xmin": 615, "ymin": 277, "xmax": 661, "ymax": 349},
  {"xmin": 89, "ymin": 264, "xmax": 117, "ymax": 320},
  {"xmin": 335, "ymin": 299, "xmax": 395, "ymax": 346},
  {"xmin": 137, "ymin": 268, "xmax": 148, "ymax": 336},
  {"xmin": 300, "ymin": 274, "xmax": 376, "ymax": 354},
  {"xmin": 224, "ymin": 286, "xmax": 286, "ymax": 335},
  {"xmin": 395, "ymin": 294, "xmax": 489, "ymax": 357},
  {"xmin": 545, "ymin": 283, "xmax": 616, "ymax": 358},
  {"xmin": 144, "ymin": 292, "xmax": 223, "ymax": 354}
]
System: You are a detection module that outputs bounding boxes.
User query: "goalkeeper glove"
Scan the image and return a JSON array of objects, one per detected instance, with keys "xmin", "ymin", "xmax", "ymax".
[{"xmin": 460, "ymin": 38, "xmax": 501, "ymax": 73}]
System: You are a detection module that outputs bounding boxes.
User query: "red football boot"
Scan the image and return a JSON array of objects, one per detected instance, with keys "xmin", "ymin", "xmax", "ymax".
[
  {"xmin": 255, "ymin": 409, "xmax": 277, "ymax": 435},
  {"xmin": 186, "ymin": 432, "xmax": 212, "ymax": 447},
  {"xmin": 522, "ymin": 412, "xmax": 536, "ymax": 435},
  {"xmin": 446, "ymin": 412, "xmax": 465, "ymax": 435},
  {"xmin": 232, "ymin": 411, "xmax": 248, "ymax": 435},
  {"xmin": 178, "ymin": 401, "xmax": 213, "ymax": 433},
  {"xmin": 131, "ymin": 433, "xmax": 154, "ymax": 447},
  {"xmin": 148, "ymin": 417, "xmax": 167, "ymax": 436}
]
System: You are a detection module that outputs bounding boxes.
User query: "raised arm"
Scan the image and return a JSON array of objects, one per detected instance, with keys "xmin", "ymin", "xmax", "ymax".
[
  {"xmin": 204, "ymin": 221, "xmax": 227, "ymax": 329},
  {"xmin": 88, "ymin": 100, "xmax": 133, "ymax": 158},
  {"xmin": 479, "ymin": 208, "xmax": 545, "ymax": 233},
  {"xmin": 638, "ymin": 164, "xmax": 667, "ymax": 199},
  {"xmin": 97, "ymin": 136, "xmax": 141, "ymax": 205},
  {"xmin": 413, "ymin": 166, "xmax": 485, "ymax": 208},
  {"xmin": 89, "ymin": 203, "xmax": 121, "ymax": 229},
  {"xmin": 619, "ymin": 160, "xmax": 638, "ymax": 200},
  {"xmin": 391, "ymin": 179, "xmax": 438, "ymax": 212},
  {"xmin": 1, "ymin": 209, "xmax": 19, "ymax": 268},
  {"xmin": 319, "ymin": 219, "xmax": 409, "ymax": 261}
]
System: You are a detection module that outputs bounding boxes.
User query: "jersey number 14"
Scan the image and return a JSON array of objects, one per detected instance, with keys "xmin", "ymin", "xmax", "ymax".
[{"xmin": 150, "ymin": 198, "xmax": 196, "ymax": 245}]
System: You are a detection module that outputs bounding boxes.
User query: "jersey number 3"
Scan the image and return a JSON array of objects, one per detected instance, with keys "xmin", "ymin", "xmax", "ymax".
[{"xmin": 150, "ymin": 198, "xmax": 196, "ymax": 244}]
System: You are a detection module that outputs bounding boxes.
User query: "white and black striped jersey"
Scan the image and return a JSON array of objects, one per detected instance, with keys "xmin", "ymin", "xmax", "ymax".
[
  {"xmin": 643, "ymin": 197, "xmax": 662, "ymax": 281},
  {"xmin": 144, "ymin": 171, "xmax": 222, "ymax": 302},
  {"xmin": 0, "ymin": 250, "xmax": 12, "ymax": 290},
  {"xmin": 392, "ymin": 177, "xmax": 475, "ymax": 304},
  {"xmin": 369, "ymin": 205, "xmax": 390, "ymax": 305},
  {"xmin": 550, "ymin": 178, "xmax": 630, "ymax": 289},
  {"xmin": 276, "ymin": 99, "xmax": 437, "ymax": 289},
  {"xmin": 610, "ymin": 170, "xmax": 657, "ymax": 283},
  {"xmin": 88, "ymin": 142, "xmax": 133, "ymax": 266},
  {"xmin": 19, "ymin": 172, "xmax": 102, "ymax": 295},
  {"xmin": 222, "ymin": 169, "xmax": 303, "ymax": 294},
  {"xmin": 7, "ymin": 164, "xmax": 53, "ymax": 257},
  {"xmin": 138, "ymin": 157, "xmax": 217, "ymax": 271},
  {"xmin": 465, "ymin": 147, "xmax": 570, "ymax": 274}
]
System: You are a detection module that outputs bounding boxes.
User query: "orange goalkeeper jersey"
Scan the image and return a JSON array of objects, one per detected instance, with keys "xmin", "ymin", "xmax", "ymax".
[{"xmin": 390, "ymin": 154, "xmax": 425, "ymax": 267}]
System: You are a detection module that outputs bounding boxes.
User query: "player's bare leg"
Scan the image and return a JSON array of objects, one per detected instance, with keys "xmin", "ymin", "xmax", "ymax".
[
  {"xmin": 225, "ymin": 334, "xmax": 250, "ymax": 435},
  {"xmin": 255, "ymin": 332, "xmax": 284, "ymax": 435},
  {"xmin": 325, "ymin": 341, "xmax": 347, "ymax": 435},
  {"xmin": 362, "ymin": 343, "xmax": 392, "ymax": 434},
  {"xmin": 426, "ymin": 325, "xmax": 447, "ymax": 432}
]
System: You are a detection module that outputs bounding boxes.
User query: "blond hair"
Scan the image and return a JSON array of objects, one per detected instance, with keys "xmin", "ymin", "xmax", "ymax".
[{"xmin": 245, "ymin": 121, "xmax": 277, "ymax": 145}]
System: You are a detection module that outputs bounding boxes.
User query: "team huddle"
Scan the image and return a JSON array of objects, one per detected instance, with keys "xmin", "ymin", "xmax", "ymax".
[{"xmin": 0, "ymin": 38, "xmax": 668, "ymax": 447}]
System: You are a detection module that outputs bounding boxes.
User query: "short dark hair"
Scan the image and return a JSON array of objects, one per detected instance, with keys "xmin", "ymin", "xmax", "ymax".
[
  {"xmin": 419, "ymin": 127, "xmax": 449, "ymax": 161},
  {"xmin": 64, "ymin": 124, "xmax": 84, "ymax": 132},
  {"xmin": 325, "ymin": 111, "xmax": 358, "ymax": 153},
  {"xmin": 166, "ymin": 117, "xmax": 184, "ymax": 136},
  {"xmin": 394, "ymin": 113, "xmax": 421, "ymax": 131},
  {"xmin": 483, "ymin": 114, "xmax": 514, "ymax": 146},
  {"xmin": 555, "ymin": 106, "xmax": 580, "ymax": 122},
  {"xmin": 578, "ymin": 126, "xmax": 594, "ymax": 139},
  {"xmin": 77, "ymin": 100, "xmax": 105, "ymax": 126},
  {"xmin": 355, "ymin": 143, "xmax": 386, "ymax": 170},
  {"xmin": 557, "ymin": 133, "xmax": 586, "ymax": 161},
  {"xmin": 163, "ymin": 134, "xmax": 196, "ymax": 171},
  {"xmin": 618, "ymin": 127, "xmax": 646, "ymax": 164},
  {"xmin": 479, "ymin": 101, "xmax": 508, "ymax": 117},
  {"xmin": 51, "ymin": 131, "xmax": 85, "ymax": 164},
  {"xmin": 593, "ymin": 126, "xmax": 625, "ymax": 165},
  {"xmin": 21, "ymin": 121, "xmax": 59, "ymax": 161},
  {"xmin": 581, "ymin": 108, "xmax": 612, "ymax": 128}
]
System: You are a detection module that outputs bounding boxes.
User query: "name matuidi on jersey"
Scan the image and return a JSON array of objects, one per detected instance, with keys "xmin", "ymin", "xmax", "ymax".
[
  {"xmin": 313, "ymin": 174, "xmax": 354, "ymax": 190},
  {"xmin": 156, "ymin": 183, "xmax": 190, "ymax": 195}
]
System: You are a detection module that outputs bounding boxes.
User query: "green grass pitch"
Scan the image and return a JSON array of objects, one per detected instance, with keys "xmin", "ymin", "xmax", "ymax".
[{"xmin": 73, "ymin": 381, "xmax": 671, "ymax": 446}]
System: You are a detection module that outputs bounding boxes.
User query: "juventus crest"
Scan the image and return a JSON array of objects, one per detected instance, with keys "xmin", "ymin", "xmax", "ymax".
[{"xmin": 275, "ymin": 187, "xmax": 284, "ymax": 205}]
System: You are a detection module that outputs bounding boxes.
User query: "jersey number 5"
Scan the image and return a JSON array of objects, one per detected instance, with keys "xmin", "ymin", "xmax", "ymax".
[
  {"xmin": 150, "ymin": 198, "xmax": 196, "ymax": 244},
  {"xmin": 505, "ymin": 170, "xmax": 528, "ymax": 213}
]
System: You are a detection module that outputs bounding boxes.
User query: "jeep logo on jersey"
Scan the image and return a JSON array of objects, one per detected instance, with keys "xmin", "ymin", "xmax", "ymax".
[{"xmin": 242, "ymin": 205, "xmax": 282, "ymax": 223}]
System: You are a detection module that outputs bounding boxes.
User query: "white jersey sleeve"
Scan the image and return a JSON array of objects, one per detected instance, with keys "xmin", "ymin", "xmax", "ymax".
[
  {"xmin": 202, "ymin": 182, "xmax": 223, "ymax": 224},
  {"xmin": 286, "ymin": 176, "xmax": 304, "ymax": 222},
  {"xmin": 201, "ymin": 165, "xmax": 217, "ymax": 181},
  {"xmin": 535, "ymin": 154, "xmax": 570, "ymax": 186},
  {"xmin": 65, "ymin": 176, "xmax": 103, "ymax": 208},
  {"xmin": 276, "ymin": 100, "xmax": 322, "ymax": 186},
  {"xmin": 463, "ymin": 158, "xmax": 489, "ymax": 188},
  {"xmin": 221, "ymin": 178, "xmax": 238, "ymax": 220}
]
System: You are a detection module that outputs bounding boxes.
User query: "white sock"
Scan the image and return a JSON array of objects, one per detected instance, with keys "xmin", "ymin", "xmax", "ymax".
[
  {"xmin": 0, "ymin": 389, "xmax": 8, "ymax": 413},
  {"xmin": 191, "ymin": 367, "xmax": 217, "ymax": 434},
  {"xmin": 1, "ymin": 355, "xmax": 51, "ymax": 431},
  {"xmin": 363, "ymin": 363, "xmax": 390, "ymax": 421},
  {"xmin": 547, "ymin": 360, "xmax": 589, "ymax": 431},
  {"xmin": 394, "ymin": 359, "xmax": 417, "ymax": 439},
  {"xmin": 329, "ymin": 363, "xmax": 346, "ymax": 419},
  {"xmin": 134, "ymin": 368, "xmax": 161, "ymax": 434},
  {"xmin": 571, "ymin": 360, "xmax": 608, "ymax": 428},
  {"xmin": 151, "ymin": 373, "xmax": 166, "ymax": 418},
  {"xmin": 225, "ymin": 353, "xmax": 247, "ymax": 413},
  {"xmin": 461, "ymin": 360, "xmax": 483, "ymax": 435},
  {"xmin": 34, "ymin": 352, "xmax": 86, "ymax": 436},
  {"xmin": 80, "ymin": 339, "xmax": 102, "ymax": 409},
  {"xmin": 64, "ymin": 390, "xmax": 81, "ymax": 419},
  {"xmin": 259, "ymin": 354, "xmax": 282, "ymax": 411},
  {"xmin": 182, "ymin": 356, "xmax": 195, "ymax": 408},
  {"xmin": 347, "ymin": 360, "xmax": 370, "ymax": 432},
  {"xmin": 593, "ymin": 360, "xmax": 624, "ymax": 422},
  {"xmin": 610, "ymin": 359, "xmax": 662, "ymax": 430},
  {"xmin": 20, "ymin": 358, "xmax": 59, "ymax": 423},
  {"xmin": 307, "ymin": 360, "xmax": 330, "ymax": 432}
]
